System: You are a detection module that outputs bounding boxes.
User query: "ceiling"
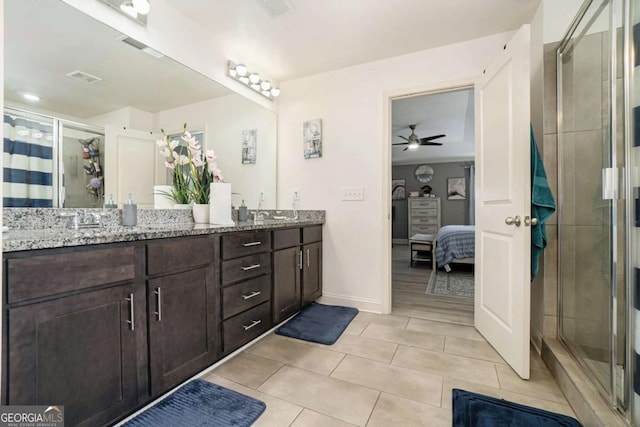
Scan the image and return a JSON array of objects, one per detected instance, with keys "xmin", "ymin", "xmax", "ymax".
[
  {"xmin": 392, "ymin": 88, "xmax": 475, "ymax": 165},
  {"xmin": 4, "ymin": 0, "xmax": 231, "ymax": 119},
  {"xmin": 168, "ymin": 0, "xmax": 541, "ymax": 82}
]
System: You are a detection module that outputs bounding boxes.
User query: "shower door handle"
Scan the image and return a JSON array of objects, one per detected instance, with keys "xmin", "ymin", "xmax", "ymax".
[{"xmin": 505, "ymin": 216, "xmax": 521, "ymax": 227}]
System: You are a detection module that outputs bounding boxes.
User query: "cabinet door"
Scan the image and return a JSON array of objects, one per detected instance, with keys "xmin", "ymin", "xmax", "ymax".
[
  {"xmin": 302, "ymin": 241, "xmax": 323, "ymax": 305},
  {"xmin": 148, "ymin": 267, "xmax": 218, "ymax": 396},
  {"xmin": 273, "ymin": 247, "xmax": 301, "ymax": 323},
  {"xmin": 7, "ymin": 284, "xmax": 144, "ymax": 427}
]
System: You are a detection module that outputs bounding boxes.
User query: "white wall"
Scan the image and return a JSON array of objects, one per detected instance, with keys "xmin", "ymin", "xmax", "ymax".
[
  {"xmin": 277, "ymin": 32, "xmax": 514, "ymax": 312},
  {"xmin": 153, "ymin": 94, "xmax": 277, "ymax": 209},
  {"xmin": 543, "ymin": 0, "xmax": 583, "ymax": 43},
  {"xmin": 87, "ymin": 107, "xmax": 154, "ymax": 130}
]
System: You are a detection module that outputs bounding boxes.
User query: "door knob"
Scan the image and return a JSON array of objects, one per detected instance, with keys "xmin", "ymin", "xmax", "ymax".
[
  {"xmin": 505, "ymin": 216, "xmax": 521, "ymax": 227},
  {"xmin": 524, "ymin": 216, "xmax": 538, "ymax": 226}
]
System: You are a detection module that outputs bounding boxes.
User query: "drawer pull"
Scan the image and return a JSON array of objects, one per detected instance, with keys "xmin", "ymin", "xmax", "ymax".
[
  {"xmin": 243, "ymin": 319, "xmax": 262, "ymax": 331},
  {"xmin": 243, "ymin": 241, "xmax": 262, "ymax": 247},
  {"xmin": 241, "ymin": 264, "xmax": 261, "ymax": 271},
  {"xmin": 126, "ymin": 293, "xmax": 135, "ymax": 331},
  {"xmin": 242, "ymin": 291, "xmax": 262, "ymax": 300},
  {"xmin": 306, "ymin": 249, "xmax": 310, "ymax": 267},
  {"xmin": 155, "ymin": 287, "xmax": 162, "ymax": 322}
]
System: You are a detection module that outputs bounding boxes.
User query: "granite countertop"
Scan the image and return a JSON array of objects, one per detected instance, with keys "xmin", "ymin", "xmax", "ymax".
[{"xmin": 2, "ymin": 209, "xmax": 325, "ymax": 252}]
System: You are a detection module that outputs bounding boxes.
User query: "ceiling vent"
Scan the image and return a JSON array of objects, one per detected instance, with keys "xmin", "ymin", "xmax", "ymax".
[
  {"xmin": 257, "ymin": 0, "xmax": 294, "ymax": 17},
  {"xmin": 118, "ymin": 35, "xmax": 164, "ymax": 58},
  {"xmin": 66, "ymin": 70, "xmax": 102, "ymax": 84}
]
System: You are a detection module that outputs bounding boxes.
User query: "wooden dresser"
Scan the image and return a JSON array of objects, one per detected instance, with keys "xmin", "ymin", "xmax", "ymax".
[{"xmin": 408, "ymin": 197, "xmax": 441, "ymax": 236}]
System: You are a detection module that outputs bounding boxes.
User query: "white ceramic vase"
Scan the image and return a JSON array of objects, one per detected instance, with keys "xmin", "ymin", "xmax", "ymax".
[
  {"xmin": 192, "ymin": 203, "xmax": 210, "ymax": 223},
  {"xmin": 209, "ymin": 182, "xmax": 234, "ymax": 225}
]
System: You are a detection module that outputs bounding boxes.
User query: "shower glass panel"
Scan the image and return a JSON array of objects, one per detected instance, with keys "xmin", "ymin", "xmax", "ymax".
[
  {"xmin": 558, "ymin": 0, "xmax": 629, "ymax": 410},
  {"xmin": 60, "ymin": 123, "xmax": 104, "ymax": 208}
]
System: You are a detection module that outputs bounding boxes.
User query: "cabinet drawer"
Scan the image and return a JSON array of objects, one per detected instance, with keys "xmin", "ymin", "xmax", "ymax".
[
  {"xmin": 222, "ymin": 253, "xmax": 271, "ymax": 286},
  {"xmin": 411, "ymin": 208, "xmax": 438, "ymax": 217},
  {"xmin": 273, "ymin": 228, "xmax": 300, "ymax": 250},
  {"xmin": 302, "ymin": 225, "xmax": 322, "ymax": 244},
  {"xmin": 410, "ymin": 199, "xmax": 438, "ymax": 208},
  {"xmin": 7, "ymin": 246, "xmax": 136, "ymax": 304},
  {"xmin": 223, "ymin": 302, "xmax": 271, "ymax": 353},
  {"xmin": 147, "ymin": 236, "xmax": 214, "ymax": 276},
  {"xmin": 222, "ymin": 276, "xmax": 271, "ymax": 320},
  {"xmin": 411, "ymin": 216, "xmax": 438, "ymax": 225},
  {"xmin": 222, "ymin": 231, "xmax": 271, "ymax": 260},
  {"xmin": 410, "ymin": 225, "xmax": 438, "ymax": 235}
]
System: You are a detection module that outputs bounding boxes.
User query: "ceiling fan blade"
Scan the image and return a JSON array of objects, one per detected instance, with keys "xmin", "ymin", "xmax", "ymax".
[
  {"xmin": 422, "ymin": 142, "xmax": 443, "ymax": 146},
  {"xmin": 397, "ymin": 135, "xmax": 410, "ymax": 142},
  {"xmin": 419, "ymin": 134, "xmax": 446, "ymax": 143},
  {"xmin": 403, "ymin": 147, "xmax": 408, "ymax": 151},
  {"xmin": 392, "ymin": 142, "xmax": 409, "ymax": 146}
]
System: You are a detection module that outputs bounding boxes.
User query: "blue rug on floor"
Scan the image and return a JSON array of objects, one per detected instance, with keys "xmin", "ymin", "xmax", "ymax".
[
  {"xmin": 275, "ymin": 302, "xmax": 359, "ymax": 345},
  {"xmin": 123, "ymin": 379, "xmax": 266, "ymax": 427},
  {"xmin": 452, "ymin": 389, "xmax": 581, "ymax": 427}
]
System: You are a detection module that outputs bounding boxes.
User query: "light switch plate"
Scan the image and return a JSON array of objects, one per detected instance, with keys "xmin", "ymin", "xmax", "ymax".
[{"xmin": 341, "ymin": 186, "xmax": 364, "ymax": 201}]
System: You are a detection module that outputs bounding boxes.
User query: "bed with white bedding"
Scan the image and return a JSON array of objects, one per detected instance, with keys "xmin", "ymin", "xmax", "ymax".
[{"xmin": 433, "ymin": 225, "xmax": 475, "ymax": 271}]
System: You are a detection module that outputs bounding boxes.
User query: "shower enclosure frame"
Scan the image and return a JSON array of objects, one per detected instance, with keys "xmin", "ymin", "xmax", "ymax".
[
  {"xmin": 4, "ymin": 106, "xmax": 105, "ymax": 208},
  {"xmin": 556, "ymin": 0, "xmax": 633, "ymax": 418}
]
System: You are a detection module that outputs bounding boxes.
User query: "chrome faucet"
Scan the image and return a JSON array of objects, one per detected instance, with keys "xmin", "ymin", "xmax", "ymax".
[{"xmin": 252, "ymin": 193, "xmax": 269, "ymax": 224}]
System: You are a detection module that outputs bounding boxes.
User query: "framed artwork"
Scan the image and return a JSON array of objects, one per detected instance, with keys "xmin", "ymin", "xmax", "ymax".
[
  {"xmin": 447, "ymin": 177, "xmax": 466, "ymax": 200},
  {"xmin": 303, "ymin": 118, "xmax": 322, "ymax": 159},
  {"xmin": 242, "ymin": 129, "xmax": 257, "ymax": 164},
  {"xmin": 391, "ymin": 179, "xmax": 406, "ymax": 200}
]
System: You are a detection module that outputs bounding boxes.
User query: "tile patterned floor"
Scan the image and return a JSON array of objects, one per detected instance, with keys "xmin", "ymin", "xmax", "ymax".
[{"xmin": 201, "ymin": 245, "xmax": 576, "ymax": 426}]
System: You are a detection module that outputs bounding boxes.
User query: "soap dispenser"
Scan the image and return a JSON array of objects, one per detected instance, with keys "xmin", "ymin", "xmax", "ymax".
[
  {"xmin": 238, "ymin": 200, "xmax": 248, "ymax": 222},
  {"xmin": 104, "ymin": 194, "xmax": 117, "ymax": 209},
  {"xmin": 122, "ymin": 193, "xmax": 137, "ymax": 226}
]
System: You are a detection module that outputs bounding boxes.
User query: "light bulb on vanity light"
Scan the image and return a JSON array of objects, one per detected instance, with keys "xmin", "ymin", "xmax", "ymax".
[
  {"xmin": 270, "ymin": 87, "xmax": 280, "ymax": 97},
  {"xmin": 249, "ymin": 73, "xmax": 261, "ymax": 84},
  {"xmin": 235, "ymin": 64, "xmax": 248, "ymax": 77},
  {"xmin": 251, "ymin": 83, "xmax": 261, "ymax": 91},
  {"xmin": 239, "ymin": 76, "xmax": 250, "ymax": 84},
  {"xmin": 120, "ymin": 2, "xmax": 138, "ymax": 18},
  {"xmin": 260, "ymin": 80, "xmax": 271, "ymax": 91},
  {"xmin": 132, "ymin": 0, "xmax": 151, "ymax": 15}
]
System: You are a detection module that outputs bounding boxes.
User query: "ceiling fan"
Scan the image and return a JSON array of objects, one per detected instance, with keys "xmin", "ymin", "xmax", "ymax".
[{"xmin": 392, "ymin": 125, "xmax": 445, "ymax": 151}]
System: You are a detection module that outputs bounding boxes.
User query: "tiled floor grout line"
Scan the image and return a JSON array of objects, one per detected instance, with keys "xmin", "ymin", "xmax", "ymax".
[
  {"xmin": 364, "ymin": 391, "xmax": 382, "ymax": 427},
  {"xmin": 327, "ymin": 352, "xmax": 348, "ymax": 377},
  {"xmin": 287, "ymin": 407, "xmax": 305, "ymax": 427}
]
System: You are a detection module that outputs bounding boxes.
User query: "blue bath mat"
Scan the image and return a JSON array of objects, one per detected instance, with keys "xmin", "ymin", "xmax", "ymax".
[
  {"xmin": 452, "ymin": 389, "xmax": 581, "ymax": 427},
  {"xmin": 123, "ymin": 379, "xmax": 266, "ymax": 427},
  {"xmin": 275, "ymin": 302, "xmax": 359, "ymax": 345}
]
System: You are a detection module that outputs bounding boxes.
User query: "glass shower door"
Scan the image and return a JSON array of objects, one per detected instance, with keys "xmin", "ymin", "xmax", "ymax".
[{"xmin": 558, "ymin": 0, "xmax": 626, "ymax": 406}]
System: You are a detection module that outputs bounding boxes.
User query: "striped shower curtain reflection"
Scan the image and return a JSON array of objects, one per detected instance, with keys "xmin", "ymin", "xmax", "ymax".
[{"xmin": 3, "ymin": 112, "xmax": 54, "ymax": 207}]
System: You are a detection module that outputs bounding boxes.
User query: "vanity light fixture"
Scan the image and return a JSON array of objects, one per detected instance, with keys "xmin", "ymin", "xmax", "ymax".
[
  {"xmin": 132, "ymin": 0, "xmax": 151, "ymax": 15},
  {"xmin": 227, "ymin": 61, "xmax": 280, "ymax": 100},
  {"xmin": 99, "ymin": 0, "xmax": 150, "ymax": 26}
]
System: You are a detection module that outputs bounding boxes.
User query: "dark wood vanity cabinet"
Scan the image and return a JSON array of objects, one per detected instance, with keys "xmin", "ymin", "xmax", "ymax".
[
  {"xmin": 3, "ymin": 225, "xmax": 321, "ymax": 426},
  {"xmin": 273, "ymin": 226, "xmax": 323, "ymax": 323},
  {"xmin": 146, "ymin": 236, "xmax": 219, "ymax": 397},
  {"xmin": 4, "ymin": 245, "xmax": 147, "ymax": 427},
  {"xmin": 220, "ymin": 231, "xmax": 272, "ymax": 354}
]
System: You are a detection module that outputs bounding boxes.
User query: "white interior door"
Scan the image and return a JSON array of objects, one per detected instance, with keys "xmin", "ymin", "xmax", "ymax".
[
  {"xmin": 104, "ymin": 126, "xmax": 167, "ymax": 208},
  {"xmin": 474, "ymin": 24, "xmax": 531, "ymax": 379}
]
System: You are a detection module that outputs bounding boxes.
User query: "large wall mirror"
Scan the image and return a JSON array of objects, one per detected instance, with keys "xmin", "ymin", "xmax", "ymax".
[{"xmin": 4, "ymin": 0, "xmax": 277, "ymax": 209}]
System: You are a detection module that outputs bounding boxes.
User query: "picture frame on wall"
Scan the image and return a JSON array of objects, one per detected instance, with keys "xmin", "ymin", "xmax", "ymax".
[
  {"xmin": 447, "ymin": 177, "xmax": 466, "ymax": 200},
  {"xmin": 303, "ymin": 118, "xmax": 322, "ymax": 159},
  {"xmin": 391, "ymin": 179, "xmax": 406, "ymax": 200},
  {"xmin": 241, "ymin": 129, "xmax": 257, "ymax": 164}
]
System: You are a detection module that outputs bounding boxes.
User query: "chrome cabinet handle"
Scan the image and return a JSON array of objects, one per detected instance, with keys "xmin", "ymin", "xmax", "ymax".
[
  {"xmin": 306, "ymin": 249, "xmax": 310, "ymax": 267},
  {"xmin": 155, "ymin": 287, "xmax": 162, "ymax": 321},
  {"xmin": 243, "ymin": 241, "xmax": 262, "ymax": 247},
  {"xmin": 299, "ymin": 251, "xmax": 303, "ymax": 270},
  {"xmin": 242, "ymin": 291, "xmax": 261, "ymax": 300},
  {"xmin": 126, "ymin": 293, "xmax": 135, "ymax": 331},
  {"xmin": 241, "ymin": 264, "xmax": 261, "ymax": 271},
  {"xmin": 505, "ymin": 216, "xmax": 522, "ymax": 227},
  {"xmin": 243, "ymin": 319, "xmax": 262, "ymax": 331}
]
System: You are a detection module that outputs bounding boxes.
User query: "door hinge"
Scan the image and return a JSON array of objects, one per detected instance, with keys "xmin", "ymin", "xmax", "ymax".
[{"xmin": 602, "ymin": 167, "xmax": 618, "ymax": 200}]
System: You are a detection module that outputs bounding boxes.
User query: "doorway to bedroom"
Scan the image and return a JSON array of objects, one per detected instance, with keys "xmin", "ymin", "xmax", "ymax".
[{"xmin": 390, "ymin": 87, "xmax": 476, "ymax": 322}]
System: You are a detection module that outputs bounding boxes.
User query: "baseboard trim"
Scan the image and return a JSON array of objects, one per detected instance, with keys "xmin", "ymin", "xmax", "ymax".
[{"xmin": 318, "ymin": 293, "xmax": 382, "ymax": 313}]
